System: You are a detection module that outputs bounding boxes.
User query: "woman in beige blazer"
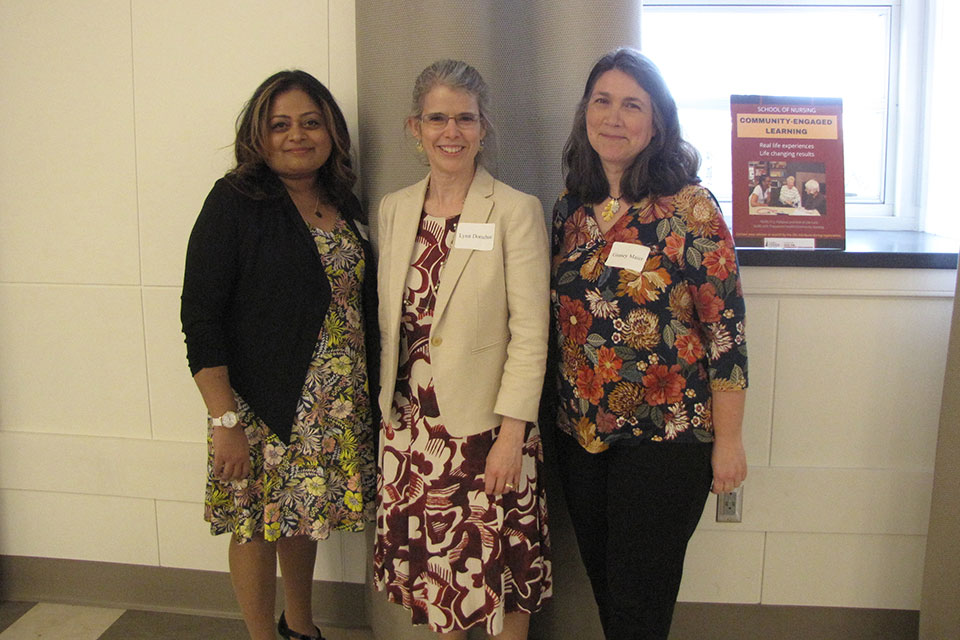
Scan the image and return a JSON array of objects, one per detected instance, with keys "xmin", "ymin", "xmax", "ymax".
[{"xmin": 373, "ymin": 60, "xmax": 552, "ymax": 640}]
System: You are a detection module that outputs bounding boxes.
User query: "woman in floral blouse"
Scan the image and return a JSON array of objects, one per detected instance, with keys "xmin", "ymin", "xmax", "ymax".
[{"xmin": 545, "ymin": 49, "xmax": 748, "ymax": 640}]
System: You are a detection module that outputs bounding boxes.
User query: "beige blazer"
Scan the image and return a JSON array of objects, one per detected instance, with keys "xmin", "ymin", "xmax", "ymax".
[{"xmin": 376, "ymin": 167, "xmax": 550, "ymax": 437}]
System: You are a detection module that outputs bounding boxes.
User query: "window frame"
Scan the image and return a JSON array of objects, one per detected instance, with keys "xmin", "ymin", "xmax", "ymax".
[{"xmin": 640, "ymin": 0, "xmax": 928, "ymax": 231}]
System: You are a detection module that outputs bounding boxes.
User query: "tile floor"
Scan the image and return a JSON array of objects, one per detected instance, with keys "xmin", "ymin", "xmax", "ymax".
[{"xmin": 0, "ymin": 601, "xmax": 374, "ymax": 640}]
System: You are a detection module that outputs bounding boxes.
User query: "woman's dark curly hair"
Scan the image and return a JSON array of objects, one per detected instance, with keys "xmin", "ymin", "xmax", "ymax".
[
  {"xmin": 228, "ymin": 69, "xmax": 360, "ymax": 219},
  {"xmin": 563, "ymin": 48, "xmax": 701, "ymax": 204}
]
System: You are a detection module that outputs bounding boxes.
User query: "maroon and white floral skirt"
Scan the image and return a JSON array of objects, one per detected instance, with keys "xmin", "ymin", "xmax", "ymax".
[
  {"xmin": 375, "ymin": 415, "xmax": 552, "ymax": 635},
  {"xmin": 374, "ymin": 212, "xmax": 551, "ymax": 634}
]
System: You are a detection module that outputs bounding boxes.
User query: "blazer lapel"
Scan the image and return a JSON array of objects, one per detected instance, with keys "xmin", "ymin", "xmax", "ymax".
[
  {"xmin": 387, "ymin": 175, "xmax": 430, "ymax": 323},
  {"xmin": 432, "ymin": 167, "xmax": 495, "ymax": 324}
]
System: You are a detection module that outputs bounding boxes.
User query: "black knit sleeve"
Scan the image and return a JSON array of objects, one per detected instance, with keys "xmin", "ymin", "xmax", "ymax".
[{"xmin": 180, "ymin": 179, "xmax": 242, "ymax": 376}]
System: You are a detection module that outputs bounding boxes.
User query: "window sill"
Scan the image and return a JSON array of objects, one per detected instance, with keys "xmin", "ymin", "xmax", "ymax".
[{"xmin": 736, "ymin": 231, "xmax": 960, "ymax": 269}]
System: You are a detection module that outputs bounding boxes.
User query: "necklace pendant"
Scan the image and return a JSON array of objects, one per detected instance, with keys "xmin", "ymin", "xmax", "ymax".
[{"xmin": 601, "ymin": 197, "xmax": 620, "ymax": 222}]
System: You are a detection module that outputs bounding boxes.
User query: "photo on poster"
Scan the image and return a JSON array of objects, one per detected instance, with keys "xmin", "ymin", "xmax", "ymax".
[{"xmin": 747, "ymin": 160, "xmax": 827, "ymax": 217}]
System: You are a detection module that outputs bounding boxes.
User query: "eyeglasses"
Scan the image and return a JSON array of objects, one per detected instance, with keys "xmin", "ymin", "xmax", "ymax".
[{"xmin": 419, "ymin": 112, "xmax": 482, "ymax": 129}]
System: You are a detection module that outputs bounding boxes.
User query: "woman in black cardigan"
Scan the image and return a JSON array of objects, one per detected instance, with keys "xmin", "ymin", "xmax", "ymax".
[{"xmin": 181, "ymin": 70, "xmax": 379, "ymax": 640}]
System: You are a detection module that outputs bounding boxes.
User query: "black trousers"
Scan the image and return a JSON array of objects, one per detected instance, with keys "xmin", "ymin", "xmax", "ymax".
[{"xmin": 556, "ymin": 433, "xmax": 713, "ymax": 640}]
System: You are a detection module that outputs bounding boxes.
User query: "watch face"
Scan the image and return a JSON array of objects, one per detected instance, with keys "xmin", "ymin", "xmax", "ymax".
[{"xmin": 221, "ymin": 411, "xmax": 239, "ymax": 428}]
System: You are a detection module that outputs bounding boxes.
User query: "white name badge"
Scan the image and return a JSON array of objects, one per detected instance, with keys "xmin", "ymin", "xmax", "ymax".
[
  {"xmin": 605, "ymin": 242, "xmax": 650, "ymax": 273},
  {"xmin": 455, "ymin": 223, "xmax": 496, "ymax": 251}
]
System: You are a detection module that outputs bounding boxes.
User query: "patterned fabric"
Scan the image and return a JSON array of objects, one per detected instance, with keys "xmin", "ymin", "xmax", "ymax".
[
  {"xmin": 779, "ymin": 184, "xmax": 801, "ymax": 207},
  {"xmin": 550, "ymin": 185, "xmax": 748, "ymax": 452},
  {"xmin": 375, "ymin": 213, "xmax": 552, "ymax": 635},
  {"xmin": 204, "ymin": 217, "xmax": 376, "ymax": 542}
]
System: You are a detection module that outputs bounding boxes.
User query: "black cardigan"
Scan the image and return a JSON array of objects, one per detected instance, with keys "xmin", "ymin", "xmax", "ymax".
[{"xmin": 180, "ymin": 173, "xmax": 380, "ymax": 444}]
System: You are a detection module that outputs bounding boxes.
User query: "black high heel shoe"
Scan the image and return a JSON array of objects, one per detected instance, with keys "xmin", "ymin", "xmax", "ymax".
[{"xmin": 277, "ymin": 611, "xmax": 325, "ymax": 640}]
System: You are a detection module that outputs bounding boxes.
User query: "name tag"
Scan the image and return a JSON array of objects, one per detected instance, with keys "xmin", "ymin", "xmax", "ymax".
[
  {"xmin": 605, "ymin": 242, "xmax": 650, "ymax": 273},
  {"xmin": 455, "ymin": 223, "xmax": 495, "ymax": 251}
]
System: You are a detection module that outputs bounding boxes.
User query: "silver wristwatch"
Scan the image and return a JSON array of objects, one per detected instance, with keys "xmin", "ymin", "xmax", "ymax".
[{"xmin": 210, "ymin": 410, "xmax": 239, "ymax": 429}]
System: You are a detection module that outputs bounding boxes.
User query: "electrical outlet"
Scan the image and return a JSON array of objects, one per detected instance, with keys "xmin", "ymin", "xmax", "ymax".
[{"xmin": 716, "ymin": 486, "xmax": 743, "ymax": 523}]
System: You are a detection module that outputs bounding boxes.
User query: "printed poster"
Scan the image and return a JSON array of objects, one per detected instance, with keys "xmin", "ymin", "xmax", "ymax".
[{"xmin": 731, "ymin": 96, "xmax": 845, "ymax": 249}]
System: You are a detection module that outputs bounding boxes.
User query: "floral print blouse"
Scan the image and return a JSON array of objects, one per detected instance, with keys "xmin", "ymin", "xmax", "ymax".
[{"xmin": 550, "ymin": 184, "xmax": 748, "ymax": 452}]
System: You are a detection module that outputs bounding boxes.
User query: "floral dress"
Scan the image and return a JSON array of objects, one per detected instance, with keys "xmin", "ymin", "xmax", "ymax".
[
  {"xmin": 551, "ymin": 185, "xmax": 748, "ymax": 452},
  {"xmin": 204, "ymin": 217, "xmax": 376, "ymax": 543},
  {"xmin": 374, "ymin": 212, "xmax": 552, "ymax": 635}
]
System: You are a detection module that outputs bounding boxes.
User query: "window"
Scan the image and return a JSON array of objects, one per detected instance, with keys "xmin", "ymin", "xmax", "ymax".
[
  {"xmin": 922, "ymin": 0, "xmax": 960, "ymax": 240},
  {"xmin": 640, "ymin": 0, "xmax": 926, "ymax": 230}
]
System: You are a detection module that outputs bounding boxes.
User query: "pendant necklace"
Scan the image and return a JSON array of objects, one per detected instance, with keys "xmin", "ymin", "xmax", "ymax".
[{"xmin": 600, "ymin": 194, "xmax": 621, "ymax": 221}]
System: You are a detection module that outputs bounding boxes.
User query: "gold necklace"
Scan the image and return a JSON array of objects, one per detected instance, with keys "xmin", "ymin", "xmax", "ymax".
[{"xmin": 600, "ymin": 194, "xmax": 621, "ymax": 221}]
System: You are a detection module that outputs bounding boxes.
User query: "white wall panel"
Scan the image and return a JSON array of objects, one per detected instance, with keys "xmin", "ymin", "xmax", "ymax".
[
  {"xmin": 0, "ymin": 284, "xmax": 151, "ymax": 437},
  {"xmin": 156, "ymin": 500, "xmax": 349, "ymax": 582},
  {"xmin": 132, "ymin": 0, "xmax": 332, "ymax": 287},
  {"xmin": 679, "ymin": 530, "xmax": 765, "ymax": 604},
  {"xmin": 0, "ymin": 0, "xmax": 140, "ymax": 285},
  {"xmin": 762, "ymin": 532, "xmax": 926, "ymax": 609},
  {"xmin": 771, "ymin": 297, "xmax": 950, "ymax": 470},
  {"xmin": 156, "ymin": 500, "xmax": 229, "ymax": 572},
  {"xmin": 741, "ymin": 295, "xmax": 777, "ymax": 466},
  {"xmin": 0, "ymin": 432, "xmax": 202, "ymax": 503},
  {"xmin": 697, "ymin": 467, "xmax": 933, "ymax": 535},
  {"xmin": 741, "ymin": 267, "xmax": 958, "ymax": 298},
  {"xmin": 0, "ymin": 489, "xmax": 159, "ymax": 565},
  {"xmin": 143, "ymin": 286, "xmax": 208, "ymax": 442}
]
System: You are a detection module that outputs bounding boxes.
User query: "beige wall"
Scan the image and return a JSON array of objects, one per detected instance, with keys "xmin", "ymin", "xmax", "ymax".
[
  {"xmin": 685, "ymin": 267, "xmax": 953, "ymax": 609},
  {"xmin": 0, "ymin": 0, "xmax": 366, "ymax": 584}
]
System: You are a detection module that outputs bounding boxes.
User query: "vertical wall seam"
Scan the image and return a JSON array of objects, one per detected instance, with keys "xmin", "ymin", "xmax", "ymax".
[
  {"xmin": 154, "ymin": 499, "xmax": 163, "ymax": 566},
  {"xmin": 128, "ymin": 0, "xmax": 155, "ymax": 440},
  {"xmin": 758, "ymin": 531, "xmax": 768, "ymax": 605},
  {"xmin": 766, "ymin": 298, "xmax": 780, "ymax": 466},
  {"xmin": 758, "ymin": 298, "xmax": 779, "ymax": 604},
  {"xmin": 129, "ymin": 0, "xmax": 142, "ymax": 289}
]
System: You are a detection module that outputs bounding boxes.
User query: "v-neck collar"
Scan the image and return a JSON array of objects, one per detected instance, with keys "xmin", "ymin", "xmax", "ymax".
[{"xmin": 587, "ymin": 202, "xmax": 637, "ymax": 243}]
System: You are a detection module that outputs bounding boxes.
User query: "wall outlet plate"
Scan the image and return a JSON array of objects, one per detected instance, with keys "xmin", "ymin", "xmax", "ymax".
[{"xmin": 716, "ymin": 485, "xmax": 743, "ymax": 523}]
